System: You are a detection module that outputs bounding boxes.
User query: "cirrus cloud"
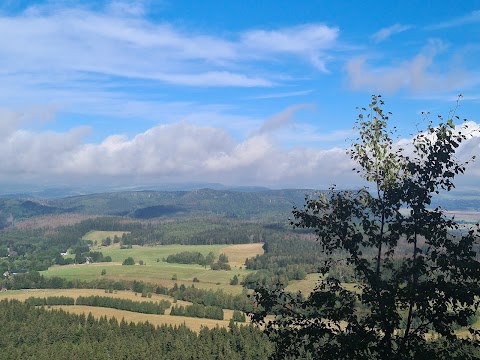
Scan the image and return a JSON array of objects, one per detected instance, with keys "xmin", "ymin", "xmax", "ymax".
[{"xmin": 345, "ymin": 40, "xmax": 469, "ymax": 94}]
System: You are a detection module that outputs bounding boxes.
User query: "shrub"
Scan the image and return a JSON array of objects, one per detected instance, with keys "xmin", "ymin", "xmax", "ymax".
[{"xmin": 122, "ymin": 257, "xmax": 135, "ymax": 265}]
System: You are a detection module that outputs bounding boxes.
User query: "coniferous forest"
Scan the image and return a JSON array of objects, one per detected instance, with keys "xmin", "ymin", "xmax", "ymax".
[{"xmin": 0, "ymin": 299, "xmax": 272, "ymax": 360}]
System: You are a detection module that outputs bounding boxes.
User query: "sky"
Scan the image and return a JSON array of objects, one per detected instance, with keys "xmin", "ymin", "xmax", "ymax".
[{"xmin": 1, "ymin": 0, "xmax": 480, "ymax": 191}]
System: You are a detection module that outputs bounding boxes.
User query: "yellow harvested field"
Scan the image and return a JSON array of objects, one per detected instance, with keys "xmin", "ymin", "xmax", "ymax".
[
  {"xmin": 219, "ymin": 243, "xmax": 264, "ymax": 267},
  {"xmin": 49, "ymin": 306, "xmax": 239, "ymax": 332},
  {"xmin": 0, "ymin": 288, "xmax": 171, "ymax": 303},
  {"xmin": 0, "ymin": 288, "xmax": 251, "ymax": 332}
]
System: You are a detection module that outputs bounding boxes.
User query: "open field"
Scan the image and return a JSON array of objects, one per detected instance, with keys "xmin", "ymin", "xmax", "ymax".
[
  {"xmin": 82, "ymin": 230, "xmax": 131, "ymax": 242},
  {"xmin": 285, "ymin": 273, "xmax": 322, "ymax": 295},
  {"xmin": 49, "ymin": 306, "xmax": 239, "ymax": 331},
  {"xmin": 43, "ymin": 243, "xmax": 262, "ymax": 294},
  {"xmin": 0, "ymin": 288, "xmax": 170, "ymax": 302},
  {"xmin": 219, "ymin": 243, "xmax": 264, "ymax": 267},
  {"xmin": 0, "ymin": 288, "xmax": 249, "ymax": 331}
]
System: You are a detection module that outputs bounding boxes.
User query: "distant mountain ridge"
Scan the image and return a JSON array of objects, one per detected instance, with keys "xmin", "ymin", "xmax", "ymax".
[
  {"xmin": 0, "ymin": 188, "xmax": 316, "ymax": 226},
  {"xmin": 0, "ymin": 183, "xmax": 267, "ymax": 199},
  {"xmin": 0, "ymin": 187, "xmax": 478, "ymax": 228}
]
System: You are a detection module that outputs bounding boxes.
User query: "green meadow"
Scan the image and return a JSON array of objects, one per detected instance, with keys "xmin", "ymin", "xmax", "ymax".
[
  {"xmin": 42, "ymin": 242, "xmax": 262, "ymax": 295},
  {"xmin": 82, "ymin": 230, "xmax": 131, "ymax": 242}
]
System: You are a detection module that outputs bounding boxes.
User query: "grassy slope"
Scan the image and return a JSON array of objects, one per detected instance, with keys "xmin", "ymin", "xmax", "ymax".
[
  {"xmin": 285, "ymin": 273, "xmax": 322, "ymax": 295},
  {"xmin": 82, "ymin": 230, "xmax": 131, "ymax": 242}
]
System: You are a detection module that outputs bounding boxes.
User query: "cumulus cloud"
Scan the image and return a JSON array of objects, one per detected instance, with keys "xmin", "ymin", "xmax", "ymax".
[
  {"xmin": 345, "ymin": 40, "xmax": 469, "ymax": 93},
  {"xmin": 0, "ymin": 109, "xmax": 25, "ymax": 138},
  {"xmin": 0, "ymin": 108, "xmax": 357, "ymax": 188},
  {"xmin": 0, "ymin": 111, "xmax": 479, "ymax": 189},
  {"xmin": 371, "ymin": 23, "xmax": 412, "ymax": 43},
  {"xmin": 0, "ymin": 106, "xmax": 58, "ymax": 139}
]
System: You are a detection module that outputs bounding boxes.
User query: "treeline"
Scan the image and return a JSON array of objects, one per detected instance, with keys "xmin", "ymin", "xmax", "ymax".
[
  {"xmin": 24, "ymin": 295, "xmax": 171, "ymax": 315},
  {"xmin": 0, "ymin": 299, "xmax": 273, "ymax": 359},
  {"xmin": 76, "ymin": 295, "xmax": 171, "ymax": 314},
  {"xmin": 25, "ymin": 296, "xmax": 75, "ymax": 306},
  {"xmin": 167, "ymin": 283, "xmax": 253, "ymax": 313},
  {"xmin": 165, "ymin": 251, "xmax": 231, "ymax": 270},
  {"xmin": 244, "ymin": 236, "xmax": 357, "ymax": 284},
  {"xmin": 1, "ymin": 272, "xmax": 253, "ymax": 313},
  {"xmin": 245, "ymin": 237, "xmax": 325, "ymax": 272},
  {"xmin": 121, "ymin": 219, "xmax": 271, "ymax": 246},
  {"xmin": 166, "ymin": 251, "xmax": 214, "ymax": 265},
  {"xmin": 241, "ymin": 266, "xmax": 309, "ymax": 289},
  {"xmin": 1, "ymin": 271, "xmax": 164, "ymax": 295},
  {"xmin": 170, "ymin": 303, "xmax": 224, "ymax": 320}
]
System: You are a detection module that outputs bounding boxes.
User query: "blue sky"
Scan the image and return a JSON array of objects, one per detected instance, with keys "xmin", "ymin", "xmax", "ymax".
[{"xmin": 1, "ymin": 0, "xmax": 480, "ymax": 190}]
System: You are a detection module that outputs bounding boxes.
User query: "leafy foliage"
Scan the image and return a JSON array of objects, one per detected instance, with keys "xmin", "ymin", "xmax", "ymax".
[
  {"xmin": 252, "ymin": 96, "xmax": 480, "ymax": 359},
  {"xmin": 211, "ymin": 253, "xmax": 231, "ymax": 270},
  {"xmin": 122, "ymin": 257, "xmax": 135, "ymax": 265}
]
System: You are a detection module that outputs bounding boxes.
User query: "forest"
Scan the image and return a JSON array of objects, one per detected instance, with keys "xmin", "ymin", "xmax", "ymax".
[{"xmin": 0, "ymin": 299, "xmax": 272, "ymax": 360}]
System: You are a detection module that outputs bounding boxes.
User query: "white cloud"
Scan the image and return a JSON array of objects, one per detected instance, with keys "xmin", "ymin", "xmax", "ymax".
[
  {"xmin": 0, "ymin": 4, "xmax": 341, "ymax": 126},
  {"xmin": 0, "ymin": 109, "xmax": 479, "ymax": 189},
  {"xmin": 0, "ymin": 108, "xmax": 357, "ymax": 188},
  {"xmin": 107, "ymin": 0, "xmax": 146, "ymax": 16},
  {"xmin": 249, "ymin": 89, "xmax": 314, "ymax": 100},
  {"xmin": 371, "ymin": 23, "xmax": 412, "ymax": 43},
  {"xmin": 242, "ymin": 24, "xmax": 339, "ymax": 71},
  {"xmin": 149, "ymin": 71, "xmax": 273, "ymax": 87},
  {"xmin": 345, "ymin": 40, "xmax": 470, "ymax": 94},
  {"xmin": 0, "ymin": 6, "xmax": 338, "ymax": 91},
  {"xmin": 257, "ymin": 104, "xmax": 310, "ymax": 134},
  {"xmin": 427, "ymin": 10, "xmax": 480, "ymax": 30}
]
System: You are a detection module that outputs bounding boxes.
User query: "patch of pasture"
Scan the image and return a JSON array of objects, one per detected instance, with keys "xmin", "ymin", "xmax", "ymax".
[
  {"xmin": 285, "ymin": 273, "xmax": 322, "ymax": 295},
  {"xmin": 42, "ymin": 244, "xmax": 256, "ymax": 295},
  {"xmin": 82, "ymin": 230, "xmax": 131, "ymax": 242},
  {"xmin": 285, "ymin": 274, "xmax": 358, "ymax": 296},
  {"xmin": 99, "ymin": 244, "xmax": 226, "ymax": 263}
]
